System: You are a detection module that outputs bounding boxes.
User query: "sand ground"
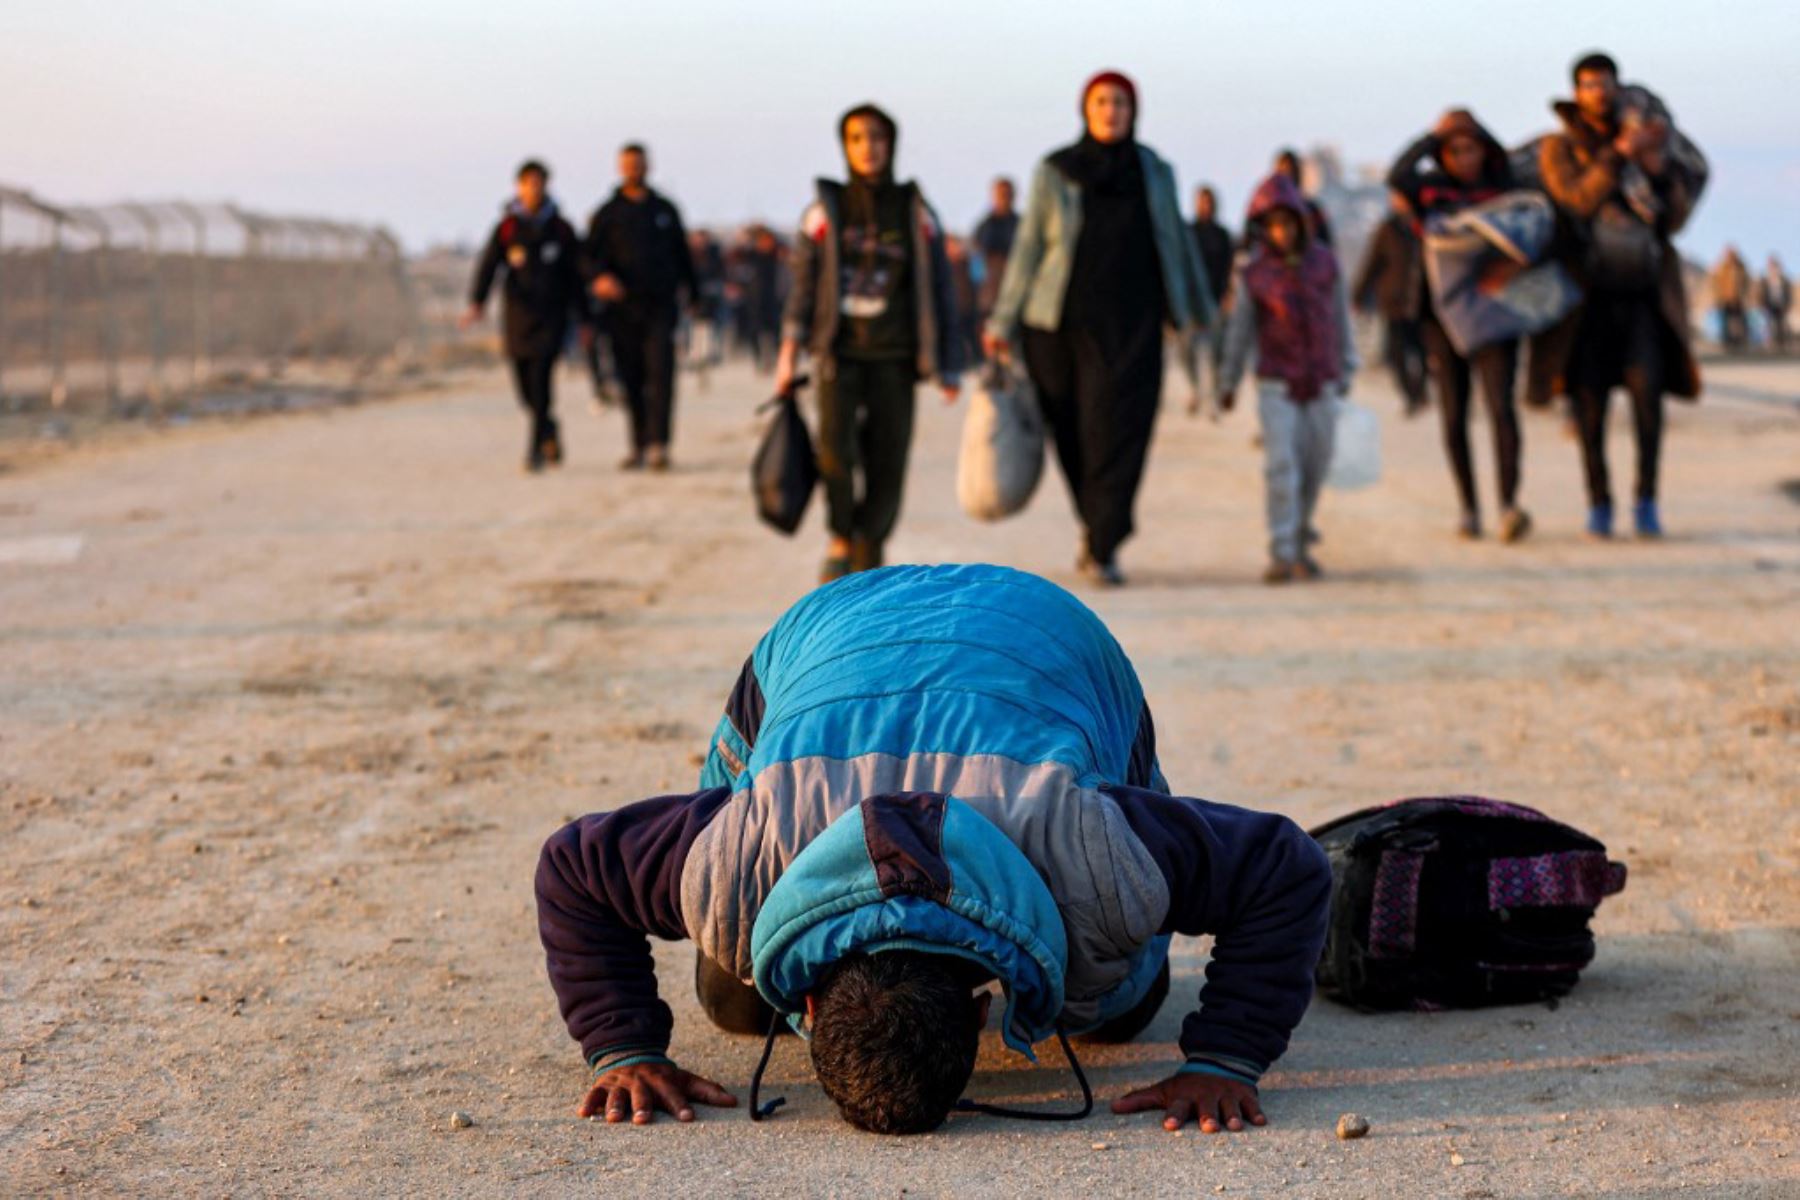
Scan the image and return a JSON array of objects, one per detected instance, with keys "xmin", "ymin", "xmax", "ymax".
[{"xmin": 1, "ymin": 355, "xmax": 1795, "ymax": 1198}]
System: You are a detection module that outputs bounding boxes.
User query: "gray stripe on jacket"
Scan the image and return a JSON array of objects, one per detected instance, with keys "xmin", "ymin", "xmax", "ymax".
[{"xmin": 678, "ymin": 750, "xmax": 1171, "ymax": 1026}]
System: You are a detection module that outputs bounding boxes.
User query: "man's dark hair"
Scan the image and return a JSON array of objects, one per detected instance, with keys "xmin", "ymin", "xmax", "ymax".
[
  {"xmin": 620, "ymin": 142, "xmax": 648, "ymax": 158},
  {"xmin": 1198, "ymin": 184, "xmax": 1217, "ymax": 203},
  {"xmin": 809, "ymin": 951, "xmax": 981, "ymax": 1135},
  {"xmin": 516, "ymin": 159, "xmax": 549, "ymax": 182},
  {"xmin": 1274, "ymin": 148, "xmax": 1302, "ymax": 181},
  {"xmin": 1572, "ymin": 52, "xmax": 1619, "ymax": 83}
]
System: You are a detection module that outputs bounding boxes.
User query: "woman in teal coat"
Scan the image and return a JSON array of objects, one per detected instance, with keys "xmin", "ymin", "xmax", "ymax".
[{"xmin": 985, "ymin": 71, "xmax": 1215, "ymax": 587}]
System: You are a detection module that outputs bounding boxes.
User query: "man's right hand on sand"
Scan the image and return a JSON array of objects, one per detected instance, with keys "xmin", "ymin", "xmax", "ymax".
[{"xmin": 578, "ymin": 1061, "xmax": 738, "ymax": 1125}]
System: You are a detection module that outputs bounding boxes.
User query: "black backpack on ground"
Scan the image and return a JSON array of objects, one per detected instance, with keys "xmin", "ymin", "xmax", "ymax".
[
  {"xmin": 751, "ymin": 376, "xmax": 817, "ymax": 535},
  {"xmin": 1309, "ymin": 797, "xmax": 1627, "ymax": 1012}
]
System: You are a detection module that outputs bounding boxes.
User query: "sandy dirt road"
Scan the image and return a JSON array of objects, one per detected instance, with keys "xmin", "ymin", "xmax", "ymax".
[{"xmin": 1, "ymin": 356, "xmax": 1796, "ymax": 1198}]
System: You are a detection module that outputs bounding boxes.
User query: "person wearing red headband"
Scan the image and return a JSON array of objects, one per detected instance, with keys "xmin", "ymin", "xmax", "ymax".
[{"xmin": 983, "ymin": 71, "xmax": 1216, "ymax": 587}]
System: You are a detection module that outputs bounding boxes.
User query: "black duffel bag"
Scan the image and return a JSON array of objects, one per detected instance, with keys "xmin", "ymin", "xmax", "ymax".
[
  {"xmin": 1310, "ymin": 796, "xmax": 1626, "ymax": 1012},
  {"xmin": 751, "ymin": 376, "xmax": 817, "ymax": 536}
]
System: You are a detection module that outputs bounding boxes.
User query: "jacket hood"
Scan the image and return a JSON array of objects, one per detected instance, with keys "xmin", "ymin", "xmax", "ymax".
[
  {"xmin": 750, "ymin": 792, "xmax": 1068, "ymax": 1058},
  {"xmin": 1433, "ymin": 110, "xmax": 1511, "ymax": 182},
  {"xmin": 1246, "ymin": 173, "xmax": 1311, "ymax": 247},
  {"xmin": 505, "ymin": 196, "xmax": 559, "ymax": 224}
]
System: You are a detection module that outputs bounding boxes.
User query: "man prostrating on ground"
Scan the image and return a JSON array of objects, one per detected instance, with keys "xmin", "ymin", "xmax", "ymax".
[{"xmin": 536, "ymin": 564, "xmax": 1330, "ymax": 1135}]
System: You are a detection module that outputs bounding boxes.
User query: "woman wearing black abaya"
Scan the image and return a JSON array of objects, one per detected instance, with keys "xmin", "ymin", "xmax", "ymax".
[{"xmin": 984, "ymin": 71, "xmax": 1215, "ymax": 586}]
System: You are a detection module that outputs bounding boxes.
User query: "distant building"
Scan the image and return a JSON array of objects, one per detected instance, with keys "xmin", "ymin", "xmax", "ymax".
[{"xmin": 1297, "ymin": 145, "xmax": 1388, "ymax": 277}]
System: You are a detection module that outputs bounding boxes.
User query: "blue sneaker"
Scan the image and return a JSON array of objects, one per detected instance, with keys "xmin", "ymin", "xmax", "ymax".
[
  {"xmin": 1586, "ymin": 503, "xmax": 1614, "ymax": 539},
  {"xmin": 1634, "ymin": 499, "xmax": 1663, "ymax": 539}
]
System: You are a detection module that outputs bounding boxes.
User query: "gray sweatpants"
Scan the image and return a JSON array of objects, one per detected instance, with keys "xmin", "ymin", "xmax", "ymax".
[{"xmin": 1257, "ymin": 380, "xmax": 1338, "ymax": 563}]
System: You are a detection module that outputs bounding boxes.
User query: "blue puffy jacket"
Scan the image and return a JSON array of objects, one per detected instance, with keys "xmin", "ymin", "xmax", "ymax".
[{"xmin": 537, "ymin": 564, "xmax": 1329, "ymax": 1085}]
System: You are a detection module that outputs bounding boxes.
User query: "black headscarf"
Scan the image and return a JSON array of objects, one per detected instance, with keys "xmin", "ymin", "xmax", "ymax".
[
  {"xmin": 1050, "ymin": 132, "xmax": 1142, "ymax": 194},
  {"xmin": 1051, "ymin": 128, "xmax": 1162, "ymax": 343}
]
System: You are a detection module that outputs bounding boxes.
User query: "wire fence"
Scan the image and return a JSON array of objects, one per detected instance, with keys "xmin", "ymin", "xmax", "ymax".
[
  {"xmin": 0, "ymin": 185, "xmax": 423, "ymax": 410},
  {"xmin": 4, "ymin": 159, "xmax": 1740, "ymax": 421}
]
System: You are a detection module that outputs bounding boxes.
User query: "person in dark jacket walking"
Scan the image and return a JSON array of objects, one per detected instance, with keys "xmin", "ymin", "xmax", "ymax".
[
  {"xmin": 1389, "ymin": 109, "xmax": 1531, "ymax": 542},
  {"xmin": 1539, "ymin": 52, "xmax": 1702, "ymax": 539},
  {"xmin": 1185, "ymin": 185, "xmax": 1236, "ymax": 415},
  {"xmin": 534, "ymin": 563, "xmax": 1330, "ymax": 1136},
  {"xmin": 585, "ymin": 143, "xmax": 698, "ymax": 471},
  {"xmin": 687, "ymin": 229, "xmax": 727, "ymax": 370},
  {"xmin": 983, "ymin": 71, "xmax": 1217, "ymax": 587},
  {"xmin": 1351, "ymin": 191, "xmax": 1429, "ymax": 417},
  {"xmin": 971, "ymin": 177, "xmax": 1020, "ymax": 338},
  {"xmin": 737, "ymin": 225, "xmax": 786, "ymax": 372},
  {"xmin": 945, "ymin": 234, "xmax": 982, "ymax": 368},
  {"xmin": 463, "ymin": 159, "xmax": 586, "ymax": 473},
  {"xmin": 774, "ymin": 103, "xmax": 964, "ymax": 583},
  {"xmin": 1191, "ymin": 186, "xmax": 1235, "ymax": 311}
]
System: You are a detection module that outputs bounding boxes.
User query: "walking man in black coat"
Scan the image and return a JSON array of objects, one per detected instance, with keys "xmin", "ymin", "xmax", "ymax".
[
  {"xmin": 464, "ymin": 160, "xmax": 585, "ymax": 473},
  {"xmin": 584, "ymin": 144, "xmax": 698, "ymax": 471},
  {"xmin": 1352, "ymin": 189, "xmax": 1429, "ymax": 417},
  {"xmin": 1187, "ymin": 185, "xmax": 1236, "ymax": 414},
  {"xmin": 971, "ymin": 176, "xmax": 1020, "ymax": 351}
]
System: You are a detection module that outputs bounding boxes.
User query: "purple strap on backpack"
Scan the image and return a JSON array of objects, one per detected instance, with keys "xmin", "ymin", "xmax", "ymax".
[
  {"xmin": 1488, "ymin": 851, "xmax": 1627, "ymax": 910},
  {"xmin": 1367, "ymin": 850, "xmax": 1425, "ymax": 959}
]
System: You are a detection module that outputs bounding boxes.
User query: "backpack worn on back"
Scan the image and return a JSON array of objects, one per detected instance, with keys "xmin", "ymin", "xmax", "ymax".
[{"xmin": 1310, "ymin": 797, "xmax": 1626, "ymax": 1011}]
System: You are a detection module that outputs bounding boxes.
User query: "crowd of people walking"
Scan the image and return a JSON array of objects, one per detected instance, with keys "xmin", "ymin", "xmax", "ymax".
[
  {"xmin": 467, "ymin": 50, "xmax": 1720, "ymax": 583},
  {"xmin": 1710, "ymin": 247, "xmax": 1790, "ymax": 352}
]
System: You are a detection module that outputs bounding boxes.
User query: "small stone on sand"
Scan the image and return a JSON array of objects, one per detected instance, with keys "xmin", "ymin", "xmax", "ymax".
[
  {"xmin": 1450, "ymin": 1151, "xmax": 1466, "ymax": 1167},
  {"xmin": 1090, "ymin": 1142, "xmax": 1108, "ymax": 1151},
  {"xmin": 1336, "ymin": 1113, "xmax": 1370, "ymax": 1140},
  {"xmin": 449, "ymin": 1110, "xmax": 474, "ymax": 1130}
]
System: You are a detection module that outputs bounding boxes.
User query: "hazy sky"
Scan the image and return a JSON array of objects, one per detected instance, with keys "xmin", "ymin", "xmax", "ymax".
[{"xmin": 5, "ymin": 0, "xmax": 1795, "ymax": 264}]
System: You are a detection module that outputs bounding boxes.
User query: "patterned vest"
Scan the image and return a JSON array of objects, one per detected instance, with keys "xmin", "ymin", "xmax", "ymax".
[{"xmin": 1244, "ymin": 244, "xmax": 1340, "ymax": 402}]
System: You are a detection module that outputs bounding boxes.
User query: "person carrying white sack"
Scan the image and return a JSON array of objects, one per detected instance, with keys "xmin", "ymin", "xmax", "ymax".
[{"xmin": 1216, "ymin": 172, "xmax": 1358, "ymax": 584}]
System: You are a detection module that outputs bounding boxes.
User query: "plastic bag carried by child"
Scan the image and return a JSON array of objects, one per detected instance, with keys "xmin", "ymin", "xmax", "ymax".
[
  {"xmin": 1326, "ymin": 397, "xmax": 1382, "ymax": 491},
  {"xmin": 956, "ymin": 361, "xmax": 1045, "ymax": 521}
]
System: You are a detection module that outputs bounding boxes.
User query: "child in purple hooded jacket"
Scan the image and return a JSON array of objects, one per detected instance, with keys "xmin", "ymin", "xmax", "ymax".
[{"xmin": 1216, "ymin": 174, "xmax": 1358, "ymax": 584}]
